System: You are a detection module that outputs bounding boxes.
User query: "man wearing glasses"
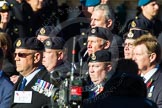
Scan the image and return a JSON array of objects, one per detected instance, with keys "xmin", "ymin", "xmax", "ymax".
[
  {"xmin": 123, "ymin": 27, "xmax": 150, "ymax": 59},
  {"xmin": 10, "ymin": 37, "xmax": 55, "ymax": 108}
]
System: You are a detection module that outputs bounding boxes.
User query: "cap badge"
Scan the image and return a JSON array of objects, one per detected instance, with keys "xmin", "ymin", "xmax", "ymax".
[
  {"xmin": 45, "ymin": 40, "xmax": 51, "ymax": 47},
  {"xmin": 131, "ymin": 21, "xmax": 136, "ymax": 27},
  {"xmin": 40, "ymin": 27, "xmax": 46, "ymax": 35},
  {"xmin": 127, "ymin": 30, "xmax": 134, "ymax": 38},
  {"xmin": 91, "ymin": 28, "xmax": 96, "ymax": 34},
  {"xmin": 91, "ymin": 53, "xmax": 96, "ymax": 60},
  {"xmin": 16, "ymin": 40, "xmax": 21, "ymax": 47},
  {"xmin": 2, "ymin": 3, "xmax": 9, "ymax": 10}
]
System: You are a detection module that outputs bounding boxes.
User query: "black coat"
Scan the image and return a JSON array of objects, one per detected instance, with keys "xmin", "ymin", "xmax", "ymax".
[
  {"xmin": 83, "ymin": 96, "xmax": 157, "ymax": 108},
  {"xmin": 83, "ymin": 73, "xmax": 157, "ymax": 108},
  {"xmin": 10, "ymin": 67, "xmax": 52, "ymax": 108},
  {"xmin": 146, "ymin": 67, "xmax": 162, "ymax": 108}
]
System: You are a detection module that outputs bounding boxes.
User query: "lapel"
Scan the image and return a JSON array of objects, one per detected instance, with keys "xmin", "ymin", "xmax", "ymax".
[
  {"xmin": 146, "ymin": 68, "xmax": 161, "ymax": 99},
  {"xmin": 146, "ymin": 69, "xmax": 160, "ymax": 88},
  {"xmin": 24, "ymin": 68, "xmax": 49, "ymax": 91},
  {"xmin": 14, "ymin": 75, "xmax": 23, "ymax": 91},
  {"xmin": 11, "ymin": 68, "xmax": 49, "ymax": 107}
]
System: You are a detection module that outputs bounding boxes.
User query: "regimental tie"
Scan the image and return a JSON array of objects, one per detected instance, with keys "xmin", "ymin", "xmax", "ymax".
[{"xmin": 19, "ymin": 78, "xmax": 27, "ymax": 91}]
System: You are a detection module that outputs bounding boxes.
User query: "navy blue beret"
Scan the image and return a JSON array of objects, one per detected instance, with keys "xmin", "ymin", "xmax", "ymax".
[
  {"xmin": 87, "ymin": 27, "xmax": 113, "ymax": 41},
  {"xmin": 80, "ymin": 0, "xmax": 100, "ymax": 7},
  {"xmin": 43, "ymin": 37, "xmax": 65, "ymax": 49},
  {"xmin": 36, "ymin": 26, "xmax": 54, "ymax": 36},
  {"xmin": 14, "ymin": 37, "xmax": 44, "ymax": 51},
  {"xmin": 88, "ymin": 50, "xmax": 111, "ymax": 63},
  {"xmin": 124, "ymin": 27, "xmax": 150, "ymax": 40},
  {"xmin": 138, "ymin": 0, "xmax": 156, "ymax": 6}
]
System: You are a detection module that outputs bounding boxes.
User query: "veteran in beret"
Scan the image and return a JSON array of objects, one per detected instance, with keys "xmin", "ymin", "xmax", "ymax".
[
  {"xmin": 87, "ymin": 27, "xmax": 113, "ymax": 56},
  {"xmin": 36, "ymin": 26, "xmax": 55, "ymax": 42},
  {"xmin": 123, "ymin": 27, "xmax": 150, "ymax": 59},
  {"xmin": 87, "ymin": 50, "xmax": 113, "ymax": 96},
  {"xmin": 10, "ymin": 37, "xmax": 54, "ymax": 108},
  {"xmin": 83, "ymin": 57, "xmax": 158, "ymax": 108},
  {"xmin": 42, "ymin": 37, "xmax": 66, "ymax": 73}
]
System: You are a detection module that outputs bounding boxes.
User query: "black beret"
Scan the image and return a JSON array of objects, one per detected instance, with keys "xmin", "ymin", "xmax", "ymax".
[
  {"xmin": 124, "ymin": 27, "xmax": 150, "ymax": 40},
  {"xmin": 88, "ymin": 50, "xmax": 111, "ymax": 63},
  {"xmin": 36, "ymin": 26, "xmax": 54, "ymax": 36},
  {"xmin": 87, "ymin": 27, "xmax": 113, "ymax": 42},
  {"xmin": 14, "ymin": 37, "xmax": 44, "ymax": 51},
  {"xmin": 43, "ymin": 37, "xmax": 65, "ymax": 49},
  {"xmin": 0, "ymin": 1, "xmax": 10, "ymax": 12}
]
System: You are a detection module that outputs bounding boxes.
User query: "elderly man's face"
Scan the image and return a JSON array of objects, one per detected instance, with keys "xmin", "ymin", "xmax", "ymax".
[
  {"xmin": 14, "ymin": 49, "xmax": 36, "ymax": 77},
  {"xmin": 90, "ymin": 10, "xmax": 107, "ymax": 28},
  {"xmin": 87, "ymin": 37, "xmax": 105, "ymax": 55},
  {"xmin": 88, "ymin": 62, "xmax": 110, "ymax": 85},
  {"xmin": 42, "ymin": 49, "xmax": 59, "ymax": 72},
  {"xmin": 124, "ymin": 38, "xmax": 135, "ymax": 59}
]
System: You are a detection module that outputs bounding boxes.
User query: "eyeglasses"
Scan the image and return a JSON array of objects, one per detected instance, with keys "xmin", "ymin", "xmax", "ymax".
[
  {"xmin": 14, "ymin": 53, "xmax": 34, "ymax": 58},
  {"xmin": 123, "ymin": 43, "xmax": 133, "ymax": 48}
]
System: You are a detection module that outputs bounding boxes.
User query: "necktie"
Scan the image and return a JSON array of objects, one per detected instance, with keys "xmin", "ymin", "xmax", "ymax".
[{"xmin": 19, "ymin": 78, "xmax": 27, "ymax": 91}]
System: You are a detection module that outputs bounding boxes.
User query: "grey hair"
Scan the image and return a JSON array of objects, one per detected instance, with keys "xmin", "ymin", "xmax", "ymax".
[
  {"xmin": 94, "ymin": 4, "xmax": 114, "ymax": 21},
  {"xmin": 94, "ymin": 4, "xmax": 115, "ymax": 29},
  {"xmin": 101, "ymin": 38, "xmax": 107, "ymax": 45}
]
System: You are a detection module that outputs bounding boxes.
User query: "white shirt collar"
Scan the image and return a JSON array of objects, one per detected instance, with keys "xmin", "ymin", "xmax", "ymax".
[
  {"xmin": 24, "ymin": 67, "xmax": 43, "ymax": 86},
  {"xmin": 142, "ymin": 65, "xmax": 159, "ymax": 83}
]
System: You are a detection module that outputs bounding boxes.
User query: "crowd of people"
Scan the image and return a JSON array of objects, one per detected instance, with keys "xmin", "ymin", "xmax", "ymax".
[{"xmin": 0, "ymin": 0, "xmax": 162, "ymax": 108}]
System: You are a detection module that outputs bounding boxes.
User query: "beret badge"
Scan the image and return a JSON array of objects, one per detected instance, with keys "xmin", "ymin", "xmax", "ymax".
[
  {"xmin": 91, "ymin": 53, "xmax": 96, "ymax": 60},
  {"xmin": 16, "ymin": 40, "xmax": 21, "ymax": 47},
  {"xmin": 127, "ymin": 30, "xmax": 134, "ymax": 38},
  {"xmin": 40, "ymin": 27, "xmax": 46, "ymax": 35},
  {"xmin": 45, "ymin": 40, "xmax": 51, "ymax": 47},
  {"xmin": 2, "ymin": 3, "xmax": 8, "ymax": 10},
  {"xmin": 91, "ymin": 28, "xmax": 96, "ymax": 34}
]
